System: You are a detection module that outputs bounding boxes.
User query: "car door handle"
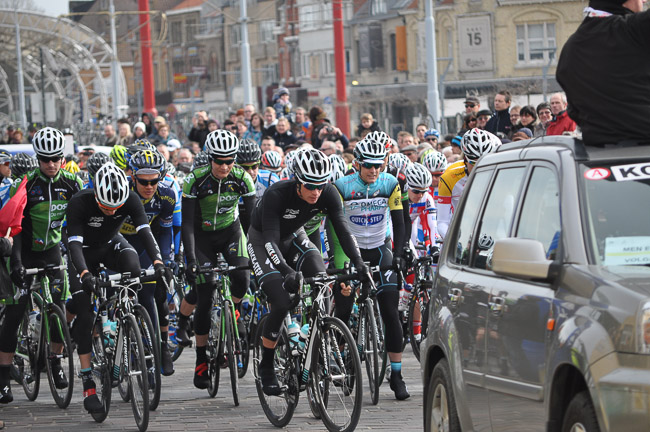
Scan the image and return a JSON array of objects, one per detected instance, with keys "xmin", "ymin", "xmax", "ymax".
[
  {"xmin": 489, "ymin": 296, "xmax": 505, "ymax": 315},
  {"xmin": 448, "ymin": 288, "xmax": 462, "ymax": 307}
]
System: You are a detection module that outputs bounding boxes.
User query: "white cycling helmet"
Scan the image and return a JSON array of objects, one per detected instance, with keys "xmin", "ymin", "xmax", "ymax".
[
  {"xmin": 204, "ymin": 129, "xmax": 239, "ymax": 158},
  {"xmin": 478, "ymin": 233, "xmax": 495, "ymax": 250},
  {"xmin": 32, "ymin": 127, "xmax": 65, "ymax": 157},
  {"xmin": 388, "ymin": 153, "xmax": 411, "ymax": 174},
  {"xmin": 405, "ymin": 162, "xmax": 432, "ymax": 191},
  {"xmin": 292, "ymin": 148, "xmax": 332, "ymax": 185},
  {"xmin": 329, "ymin": 154, "xmax": 346, "ymax": 182},
  {"xmin": 365, "ymin": 130, "xmax": 391, "ymax": 149},
  {"xmin": 461, "ymin": 128, "xmax": 498, "ymax": 162},
  {"xmin": 421, "ymin": 150, "xmax": 448, "ymax": 173},
  {"xmin": 261, "ymin": 150, "xmax": 282, "ymax": 171},
  {"xmin": 94, "ymin": 162, "xmax": 130, "ymax": 208},
  {"xmin": 284, "ymin": 151, "xmax": 299, "ymax": 174},
  {"xmin": 354, "ymin": 137, "xmax": 387, "ymax": 163}
]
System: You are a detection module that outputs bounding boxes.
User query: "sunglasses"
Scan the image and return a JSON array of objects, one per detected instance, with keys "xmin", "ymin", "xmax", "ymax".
[
  {"xmin": 212, "ymin": 158, "xmax": 235, "ymax": 165},
  {"xmin": 135, "ymin": 177, "xmax": 160, "ymax": 187},
  {"xmin": 302, "ymin": 183, "xmax": 326, "ymax": 191},
  {"xmin": 411, "ymin": 189, "xmax": 427, "ymax": 195},
  {"xmin": 465, "ymin": 103, "xmax": 476, "ymax": 108},
  {"xmin": 241, "ymin": 163, "xmax": 260, "ymax": 170},
  {"xmin": 38, "ymin": 155, "xmax": 62, "ymax": 163},
  {"xmin": 426, "ymin": 137, "xmax": 438, "ymax": 142},
  {"xmin": 360, "ymin": 162, "xmax": 383, "ymax": 170},
  {"xmin": 432, "ymin": 173, "xmax": 443, "ymax": 178},
  {"xmin": 96, "ymin": 198, "xmax": 124, "ymax": 212}
]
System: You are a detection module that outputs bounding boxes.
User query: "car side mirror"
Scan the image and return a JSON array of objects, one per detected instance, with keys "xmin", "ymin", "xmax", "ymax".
[{"xmin": 491, "ymin": 238, "xmax": 552, "ymax": 281}]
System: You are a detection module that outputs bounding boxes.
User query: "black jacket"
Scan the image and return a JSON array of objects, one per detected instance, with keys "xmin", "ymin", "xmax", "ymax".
[
  {"xmin": 557, "ymin": 6, "xmax": 650, "ymax": 146},
  {"xmin": 356, "ymin": 121, "xmax": 381, "ymax": 138},
  {"xmin": 188, "ymin": 125, "xmax": 209, "ymax": 147},
  {"xmin": 0, "ymin": 238, "xmax": 12, "ymax": 300},
  {"xmin": 485, "ymin": 109, "xmax": 512, "ymax": 137}
]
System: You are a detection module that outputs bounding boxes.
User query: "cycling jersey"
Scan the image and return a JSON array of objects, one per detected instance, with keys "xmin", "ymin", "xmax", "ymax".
[
  {"xmin": 255, "ymin": 169, "xmax": 280, "ymax": 200},
  {"xmin": 120, "ymin": 179, "xmax": 176, "ymax": 261},
  {"xmin": 10, "ymin": 168, "xmax": 83, "ymax": 252},
  {"xmin": 409, "ymin": 192, "xmax": 438, "ymax": 248},
  {"xmin": 0, "ymin": 177, "xmax": 12, "ymax": 209},
  {"xmin": 334, "ymin": 171, "xmax": 403, "ymax": 250},
  {"xmin": 437, "ymin": 160, "xmax": 467, "ymax": 239}
]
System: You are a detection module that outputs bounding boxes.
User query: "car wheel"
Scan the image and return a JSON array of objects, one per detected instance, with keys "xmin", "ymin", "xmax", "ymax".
[
  {"xmin": 561, "ymin": 390, "xmax": 600, "ymax": 432},
  {"xmin": 425, "ymin": 358, "xmax": 460, "ymax": 432}
]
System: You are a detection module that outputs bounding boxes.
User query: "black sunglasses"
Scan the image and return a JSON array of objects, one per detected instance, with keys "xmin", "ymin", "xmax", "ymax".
[
  {"xmin": 360, "ymin": 162, "xmax": 383, "ymax": 170},
  {"xmin": 465, "ymin": 103, "xmax": 476, "ymax": 108},
  {"xmin": 135, "ymin": 177, "xmax": 160, "ymax": 186},
  {"xmin": 241, "ymin": 163, "xmax": 260, "ymax": 170},
  {"xmin": 38, "ymin": 155, "xmax": 62, "ymax": 163},
  {"xmin": 302, "ymin": 183, "xmax": 326, "ymax": 191},
  {"xmin": 411, "ymin": 189, "xmax": 427, "ymax": 194},
  {"xmin": 212, "ymin": 158, "xmax": 236, "ymax": 165}
]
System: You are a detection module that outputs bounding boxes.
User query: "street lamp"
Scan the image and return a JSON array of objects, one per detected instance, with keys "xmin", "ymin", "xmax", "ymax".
[{"xmin": 531, "ymin": 47, "xmax": 557, "ymax": 102}]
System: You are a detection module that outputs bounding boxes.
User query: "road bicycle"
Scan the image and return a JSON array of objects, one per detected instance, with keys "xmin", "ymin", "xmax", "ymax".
[
  {"xmin": 406, "ymin": 244, "xmax": 438, "ymax": 361},
  {"xmin": 13, "ymin": 263, "xmax": 74, "ymax": 408}
]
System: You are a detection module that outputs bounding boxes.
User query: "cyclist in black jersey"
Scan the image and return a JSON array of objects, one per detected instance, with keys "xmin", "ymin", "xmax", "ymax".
[
  {"xmin": 65, "ymin": 162, "xmax": 165, "ymax": 414},
  {"xmin": 0, "ymin": 127, "xmax": 82, "ymax": 404},
  {"xmin": 179, "ymin": 130, "xmax": 256, "ymax": 390},
  {"xmin": 247, "ymin": 148, "xmax": 369, "ymax": 396}
]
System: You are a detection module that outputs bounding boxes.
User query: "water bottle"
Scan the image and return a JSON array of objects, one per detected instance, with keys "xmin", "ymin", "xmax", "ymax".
[
  {"xmin": 287, "ymin": 320, "xmax": 300, "ymax": 355},
  {"xmin": 29, "ymin": 311, "xmax": 41, "ymax": 341},
  {"xmin": 299, "ymin": 323, "xmax": 310, "ymax": 351}
]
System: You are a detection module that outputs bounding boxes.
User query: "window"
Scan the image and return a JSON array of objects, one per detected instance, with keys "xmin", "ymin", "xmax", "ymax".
[
  {"xmin": 302, "ymin": 53, "xmax": 311, "ymax": 78},
  {"xmin": 472, "ymin": 167, "xmax": 526, "ymax": 270},
  {"xmin": 516, "ymin": 23, "xmax": 556, "ymax": 64},
  {"xmin": 371, "ymin": 0, "xmax": 387, "ymax": 15},
  {"xmin": 517, "ymin": 166, "xmax": 560, "ymax": 260},
  {"xmin": 451, "ymin": 170, "xmax": 492, "ymax": 265},
  {"xmin": 259, "ymin": 20, "xmax": 275, "ymax": 43},
  {"xmin": 324, "ymin": 51, "xmax": 335, "ymax": 76},
  {"xmin": 171, "ymin": 21, "xmax": 183, "ymax": 44},
  {"xmin": 186, "ymin": 19, "xmax": 196, "ymax": 42},
  {"xmin": 230, "ymin": 24, "xmax": 241, "ymax": 46},
  {"xmin": 300, "ymin": 4, "xmax": 319, "ymax": 30},
  {"xmin": 390, "ymin": 33, "xmax": 397, "ymax": 70}
]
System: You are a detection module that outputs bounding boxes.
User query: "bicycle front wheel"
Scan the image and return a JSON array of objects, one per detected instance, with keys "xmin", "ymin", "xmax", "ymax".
[
  {"xmin": 134, "ymin": 304, "xmax": 161, "ymax": 411},
  {"xmin": 16, "ymin": 302, "xmax": 43, "ymax": 402},
  {"xmin": 224, "ymin": 304, "xmax": 239, "ymax": 406},
  {"xmin": 123, "ymin": 314, "xmax": 150, "ymax": 432},
  {"xmin": 362, "ymin": 300, "xmax": 380, "ymax": 405},
  {"xmin": 311, "ymin": 316, "xmax": 363, "ymax": 432},
  {"xmin": 408, "ymin": 284, "xmax": 430, "ymax": 362},
  {"xmin": 90, "ymin": 315, "xmax": 112, "ymax": 423},
  {"xmin": 44, "ymin": 303, "xmax": 75, "ymax": 408},
  {"xmin": 167, "ymin": 282, "xmax": 185, "ymax": 362}
]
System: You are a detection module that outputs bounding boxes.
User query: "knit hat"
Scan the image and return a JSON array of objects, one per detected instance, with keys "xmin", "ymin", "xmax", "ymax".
[{"xmin": 133, "ymin": 122, "xmax": 147, "ymax": 133}]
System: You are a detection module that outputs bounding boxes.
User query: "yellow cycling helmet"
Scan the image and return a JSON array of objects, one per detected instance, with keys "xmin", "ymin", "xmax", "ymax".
[
  {"xmin": 110, "ymin": 145, "xmax": 128, "ymax": 170},
  {"xmin": 63, "ymin": 160, "xmax": 80, "ymax": 174}
]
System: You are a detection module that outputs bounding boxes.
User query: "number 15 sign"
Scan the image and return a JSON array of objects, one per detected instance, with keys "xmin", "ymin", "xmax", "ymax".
[{"xmin": 457, "ymin": 15, "xmax": 493, "ymax": 73}]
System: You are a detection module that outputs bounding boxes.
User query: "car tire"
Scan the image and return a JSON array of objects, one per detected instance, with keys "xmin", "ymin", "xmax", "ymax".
[
  {"xmin": 424, "ymin": 358, "xmax": 461, "ymax": 432},
  {"xmin": 561, "ymin": 390, "xmax": 600, "ymax": 432}
]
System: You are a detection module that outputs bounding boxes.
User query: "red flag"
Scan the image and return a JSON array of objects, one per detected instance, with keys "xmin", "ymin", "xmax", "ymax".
[{"xmin": 0, "ymin": 176, "xmax": 27, "ymax": 237}]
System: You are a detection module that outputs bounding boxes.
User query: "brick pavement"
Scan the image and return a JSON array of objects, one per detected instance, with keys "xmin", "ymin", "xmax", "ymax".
[{"xmin": 0, "ymin": 346, "xmax": 424, "ymax": 431}]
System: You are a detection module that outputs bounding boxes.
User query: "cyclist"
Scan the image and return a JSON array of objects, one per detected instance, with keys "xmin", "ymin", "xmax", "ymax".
[
  {"xmin": 437, "ymin": 128, "xmax": 499, "ymax": 239},
  {"xmin": 120, "ymin": 150, "xmax": 177, "ymax": 376},
  {"xmin": 247, "ymin": 148, "xmax": 368, "ymax": 396},
  {"xmin": 260, "ymin": 149, "xmax": 282, "ymax": 174},
  {"xmin": 388, "ymin": 152, "xmax": 411, "ymax": 177},
  {"xmin": 179, "ymin": 130, "xmax": 256, "ymax": 390},
  {"xmin": 420, "ymin": 150, "xmax": 448, "ymax": 205},
  {"xmin": 333, "ymin": 137, "xmax": 409, "ymax": 400},
  {"xmin": 0, "ymin": 150, "xmax": 12, "ymax": 208},
  {"xmin": 10, "ymin": 153, "xmax": 38, "ymax": 182},
  {"xmin": 423, "ymin": 128, "xmax": 440, "ymax": 148},
  {"xmin": 0, "ymin": 127, "xmax": 83, "ymax": 404},
  {"xmin": 84, "ymin": 152, "xmax": 111, "ymax": 188},
  {"xmin": 65, "ymin": 162, "xmax": 166, "ymax": 414},
  {"xmin": 237, "ymin": 138, "xmax": 280, "ymax": 202},
  {"xmin": 109, "ymin": 144, "xmax": 128, "ymax": 171}
]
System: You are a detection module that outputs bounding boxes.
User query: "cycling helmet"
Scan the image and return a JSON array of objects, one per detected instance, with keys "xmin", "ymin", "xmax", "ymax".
[
  {"xmin": 405, "ymin": 162, "xmax": 432, "ymax": 191},
  {"xmin": 284, "ymin": 150, "xmax": 298, "ymax": 174},
  {"xmin": 94, "ymin": 162, "xmax": 130, "ymax": 208},
  {"xmin": 279, "ymin": 167, "xmax": 292, "ymax": 180},
  {"xmin": 478, "ymin": 233, "xmax": 494, "ymax": 250},
  {"xmin": 110, "ymin": 145, "xmax": 128, "ymax": 170},
  {"xmin": 204, "ymin": 129, "xmax": 239, "ymax": 158},
  {"xmin": 32, "ymin": 127, "xmax": 65, "ymax": 157},
  {"xmin": 0, "ymin": 150, "xmax": 11, "ymax": 164},
  {"xmin": 329, "ymin": 154, "xmax": 347, "ymax": 182},
  {"xmin": 133, "ymin": 138, "xmax": 157, "ymax": 152},
  {"xmin": 10, "ymin": 153, "xmax": 37, "ymax": 179},
  {"xmin": 353, "ymin": 137, "xmax": 387, "ymax": 163},
  {"xmin": 423, "ymin": 129, "xmax": 440, "ymax": 140},
  {"xmin": 292, "ymin": 149, "xmax": 332, "ymax": 185},
  {"xmin": 421, "ymin": 150, "xmax": 448, "ymax": 173},
  {"xmin": 77, "ymin": 170, "xmax": 89, "ymax": 184},
  {"xmin": 165, "ymin": 162, "xmax": 176, "ymax": 177},
  {"xmin": 388, "ymin": 152, "xmax": 411, "ymax": 174},
  {"xmin": 461, "ymin": 128, "xmax": 498, "ymax": 162},
  {"xmin": 86, "ymin": 152, "xmax": 110, "ymax": 180},
  {"xmin": 193, "ymin": 151, "xmax": 210, "ymax": 169},
  {"xmin": 237, "ymin": 138, "xmax": 262, "ymax": 164},
  {"xmin": 65, "ymin": 154, "xmax": 80, "ymax": 165},
  {"xmin": 261, "ymin": 150, "xmax": 282, "ymax": 171},
  {"xmin": 365, "ymin": 131, "xmax": 391, "ymax": 149},
  {"xmin": 63, "ymin": 160, "xmax": 80, "ymax": 174},
  {"xmin": 129, "ymin": 150, "xmax": 167, "ymax": 177}
]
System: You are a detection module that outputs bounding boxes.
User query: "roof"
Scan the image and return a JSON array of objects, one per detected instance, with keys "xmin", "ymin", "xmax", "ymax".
[{"xmin": 170, "ymin": 0, "xmax": 205, "ymax": 11}]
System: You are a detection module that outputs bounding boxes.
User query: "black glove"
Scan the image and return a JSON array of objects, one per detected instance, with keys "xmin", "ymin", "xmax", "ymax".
[
  {"xmin": 354, "ymin": 261, "xmax": 371, "ymax": 284},
  {"xmin": 283, "ymin": 271, "xmax": 303, "ymax": 294},
  {"xmin": 186, "ymin": 260, "xmax": 199, "ymax": 284},
  {"xmin": 392, "ymin": 256, "xmax": 405, "ymax": 273},
  {"xmin": 81, "ymin": 272, "xmax": 98, "ymax": 296},
  {"xmin": 154, "ymin": 262, "xmax": 171, "ymax": 284},
  {"xmin": 10, "ymin": 265, "xmax": 25, "ymax": 288},
  {"xmin": 404, "ymin": 248, "xmax": 415, "ymax": 269},
  {"xmin": 165, "ymin": 260, "xmax": 179, "ymax": 277}
]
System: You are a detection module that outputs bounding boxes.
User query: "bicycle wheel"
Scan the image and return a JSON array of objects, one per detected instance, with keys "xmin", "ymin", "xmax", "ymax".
[
  {"xmin": 253, "ymin": 315, "xmax": 298, "ymax": 427},
  {"xmin": 362, "ymin": 300, "xmax": 380, "ymax": 405},
  {"xmin": 168, "ymin": 279, "xmax": 186, "ymax": 362},
  {"xmin": 90, "ymin": 316, "xmax": 112, "ymax": 423},
  {"xmin": 311, "ymin": 316, "xmax": 363, "ymax": 432},
  {"xmin": 224, "ymin": 304, "xmax": 239, "ymax": 406},
  {"xmin": 16, "ymin": 302, "xmax": 43, "ymax": 401},
  {"xmin": 374, "ymin": 300, "xmax": 388, "ymax": 384},
  {"xmin": 123, "ymin": 314, "xmax": 150, "ymax": 432},
  {"xmin": 408, "ymin": 284, "xmax": 430, "ymax": 362},
  {"xmin": 44, "ymin": 303, "xmax": 74, "ymax": 408},
  {"xmin": 207, "ymin": 307, "xmax": 221, "ymax": 398},
  {"xmin": 134, "ymin": 304, "xmax": 161, "ymax": 411},
  {"xmin": 237, "ymin": 321, "xmax": 249, "ymax": 379}
]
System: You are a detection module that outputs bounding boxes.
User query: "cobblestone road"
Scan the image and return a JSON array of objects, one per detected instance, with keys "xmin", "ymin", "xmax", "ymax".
[{"xmin": 1, "ymin": 346, "xmax": 424, "ymax": 431}]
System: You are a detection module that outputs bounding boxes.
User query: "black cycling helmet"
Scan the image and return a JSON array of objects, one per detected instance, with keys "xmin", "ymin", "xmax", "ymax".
[
  {"xmin": 86, "ymin": 152, "xmax": 111, "ymax": 180},
  {"xmin": 129, "ymin": 150, "xmax": 167, "ymax": 178},
  {"xmin": 0, "ymin": 150, "xmax": 11, "ymax": 164},
  {"xmin": 65, "ymin": 154, "xmax": 80, "ymax": 165},
  {"xmin": 10, "ymin": 153, "xmax": 37, "ymax": 179},
  {"xmin": 193, "ymin": 151, "xmax": 210, "ymax": 169},
  {"xmin": 237, "ymin": 138, "xmax": 262, "ymax": 164}
]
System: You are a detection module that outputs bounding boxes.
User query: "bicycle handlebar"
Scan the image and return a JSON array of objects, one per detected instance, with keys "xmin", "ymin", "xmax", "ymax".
[
  {"xmin": 24, "ymin": 264, "xmax": 67, "ymax": 276},
  {"xmin": 197, "ymin": 264, "xmax": 252, "ymax": 274},
  {"xmin": 97, "ymin": 268, "xmax": 157, "ymax": 288}
]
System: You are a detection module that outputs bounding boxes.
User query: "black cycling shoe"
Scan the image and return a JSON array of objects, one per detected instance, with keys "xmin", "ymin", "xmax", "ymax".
[
  {"xmin": 258, "ymin": 363, "xmax": 282, "ymax": 396},
  {"xmin": 161, "ymin": 344, "xmax": 175, "ymax": 377},
  {"xmin": 83, "ymin": 388, "xmax": 104, "ymax": 414},
  {"xmin": 175, "ymin": 322, "xmax": 193, "ymax": 347},
  {"xmin": 0, "ymin": 383, "xmax": 13, "ymax": 404},
  {"xmin": 389, "ymin": 371, "xmax": 410, "ymax": 401},
  {"xmin": 193, "ymin": 362, "xmax": 210, "ymax": 389},
  {"xmin": 9, "ymin": 365, "xmax": 22, "ymax": 385},
  {"xmin": 51, "ymin": 362, "xmax": 69, "ymax": 389}
]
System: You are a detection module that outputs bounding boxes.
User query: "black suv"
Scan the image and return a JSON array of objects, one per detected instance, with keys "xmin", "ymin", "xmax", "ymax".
[{"xmin": 421, "ymin": 137, "xmax": 650, "ymax": 432}]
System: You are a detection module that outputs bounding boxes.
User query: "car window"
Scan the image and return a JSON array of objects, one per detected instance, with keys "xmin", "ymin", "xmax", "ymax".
[
  {"xmin": 472, "ymin": 167, "xmax": 526, "ymax": 270},
  {"xmin": 451, "ymin": 170, "xmax": 492, "ymax": 265},
  {"xmin": 516, "ymin": 166, "xmax": 561, "ymax": 260}
]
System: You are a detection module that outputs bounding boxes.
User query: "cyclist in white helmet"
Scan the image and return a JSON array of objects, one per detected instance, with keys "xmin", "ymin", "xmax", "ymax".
[{"xmin": 421, "ymin": 150, "xmax": 448, "ymax": 203}]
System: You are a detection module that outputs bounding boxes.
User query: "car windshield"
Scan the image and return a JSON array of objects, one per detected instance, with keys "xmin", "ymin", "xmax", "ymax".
[{"xmin": 581, "ymin": 160, "xmax": 650, "ymax": 266}]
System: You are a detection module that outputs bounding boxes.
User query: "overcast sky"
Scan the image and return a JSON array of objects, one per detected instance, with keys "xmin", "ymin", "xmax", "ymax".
[{"xmin": 39, "ymin": 0, "xmax": 69, "ymax": 17}]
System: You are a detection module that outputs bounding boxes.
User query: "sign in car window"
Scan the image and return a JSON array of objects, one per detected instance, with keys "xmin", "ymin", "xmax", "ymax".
[
  {"xmin": 611, "ymin": 162, "xmax": 650, "ymax": 182},
  {"xmin": 604, "ymin": 237, "xmax": 650, "ymax": 266}
]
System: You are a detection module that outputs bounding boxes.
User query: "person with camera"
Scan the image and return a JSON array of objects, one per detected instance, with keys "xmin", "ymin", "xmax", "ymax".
[{"xmin": 188, "ymin": 111, "xmax": 210, "ymax": 148}]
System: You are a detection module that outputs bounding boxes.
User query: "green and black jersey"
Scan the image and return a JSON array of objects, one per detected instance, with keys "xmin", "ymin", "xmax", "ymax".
[{"xmin": 11, "ymin": 168, "xmax": 83, "ymax": 252}]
